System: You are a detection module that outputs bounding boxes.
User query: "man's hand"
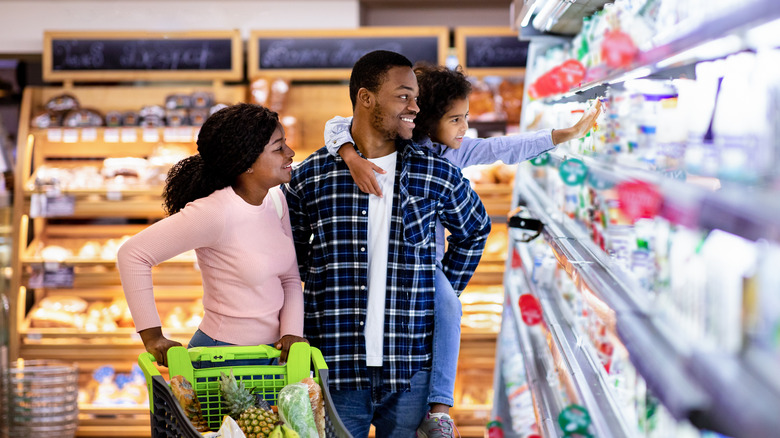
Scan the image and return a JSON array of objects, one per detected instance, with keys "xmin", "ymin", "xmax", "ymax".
[
  {"xmin": 274, "ymin": 334, "xmax": 309, "ymax": 364},
  {"xmin": 139, "ymin": 327, "xmax": 182, "ymax": 367},
  {"xmin": 339, "ymin": 142, "xmax": 386, "ymax": 197}
]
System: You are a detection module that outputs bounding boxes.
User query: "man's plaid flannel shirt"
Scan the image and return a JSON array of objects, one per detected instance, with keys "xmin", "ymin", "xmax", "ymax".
[{"xmin": 283, "ymin": 140, "xmax": 490, "ymax": 393}]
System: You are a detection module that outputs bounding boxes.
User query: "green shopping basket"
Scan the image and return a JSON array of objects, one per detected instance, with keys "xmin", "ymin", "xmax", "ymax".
[{"xmin": 138, "ymin": 342, "xmax": 352, "ymax": 438}]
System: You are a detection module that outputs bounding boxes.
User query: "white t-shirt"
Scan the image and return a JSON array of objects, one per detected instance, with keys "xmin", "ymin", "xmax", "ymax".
[{"xmin": 364, "ymin": 152, "xmax": 398, "ymax": 367}]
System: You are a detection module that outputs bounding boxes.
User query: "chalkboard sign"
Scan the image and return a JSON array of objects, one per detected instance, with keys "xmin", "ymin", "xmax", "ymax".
[
  {"xmin": 259, "ymin": 37, "xmax": 438, "ymax": 70},
  {"xmin": 43, "ymin": 31, "xmax": 243, "ymax": 82},
  {"xmin": 465, "ymin": 36, "xmax": 529, "ymax": 68},
  {"xmin": 249, "ymin": 28, "xmax": 448, "ymax": 80},
  {"xmin": 455, "ymin": 27, "xmax": 528, "ymax": 77},
  {"xmin": 51, "ymin": 39, "xmax": 232, "ymax": 71}
]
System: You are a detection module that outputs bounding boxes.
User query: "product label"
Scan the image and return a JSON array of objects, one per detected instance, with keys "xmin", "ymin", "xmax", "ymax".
[
  {"xmin": 587, "ymin": 171, "xmax": 614, "ymax": 190},
  {"xmin": 530, "ymin": 152, "xmax": 550, "ymax": 167},
  {"xmin": 559, "ymin": 158, "xmax": 588, "ymax": 186},
  {"xmin": 511, "ymin": 247, "xmax": 522, "ymax": 269},
  {"xmin": 616, "ymin": 180, "xmax": 662, "ymax": 222},
  {"xmin": 518, "ymin": 293, "xmax": 543, "ymax": 325},
  {"xmin": 558, "ymin": 404, "xmax": 591, "ymax": 434}
]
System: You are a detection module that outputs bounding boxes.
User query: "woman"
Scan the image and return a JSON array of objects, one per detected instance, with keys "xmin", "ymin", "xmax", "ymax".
[
  {"xmin": 118, "ymin": 103, "xmax": 305, "ymax": 367},
  {"xmin": 324, "ymin": 63, "xmax": 600, "ymax": 436}
]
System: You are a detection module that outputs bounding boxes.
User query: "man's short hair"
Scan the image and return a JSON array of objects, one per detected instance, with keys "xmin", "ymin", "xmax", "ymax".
[{"xmin": 349, "ymin": 50, "xmax": 413, "ymax": 108}]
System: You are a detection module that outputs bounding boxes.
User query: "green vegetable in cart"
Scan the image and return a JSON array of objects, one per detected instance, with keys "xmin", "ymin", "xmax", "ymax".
[
  {"xmin": 169, "ymin": 375, "xmax": 210, "ymax": 432},
  {"xmin": 277, "ymin": 382, "xmax": 319, "ymax": 438},
  {"xmin": 220, "ymin": 370, "xmax": 280, "ymax": 438}
]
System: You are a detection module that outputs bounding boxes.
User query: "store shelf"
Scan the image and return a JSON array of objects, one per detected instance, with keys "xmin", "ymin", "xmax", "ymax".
[
  {"xmin": 536, "ymin": 0, "xmax": 780, "ymax": 98},
  {"xmin": 512, "ymin": 168, "xmax": 780, "ymax": 437},
  {"xmin": 546, "ymin": 148, "xmax": 780, "ymax": 250},
  {"xmin": 511, "ymin": 240, "xmax": 633, "ymax": 438},
  {"xmin": 77, "ymin": 405, "xmax": 151, "ymax": 438},
  {"xmin": 504, "ymin": 270, "xmax": 564, "ymax": 437}
]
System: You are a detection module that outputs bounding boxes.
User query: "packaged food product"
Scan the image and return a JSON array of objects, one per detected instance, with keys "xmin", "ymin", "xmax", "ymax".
[
  {"xmin": 301, "ymin": 377, "xmax": 326, "ymax": 438},
  {"xmin": 63, "ymin": 108, "xmax": 104, "ymax": 127},
  {"xmin": 278, "ymin": 382, "xmax": 318, "ymax": 437}
]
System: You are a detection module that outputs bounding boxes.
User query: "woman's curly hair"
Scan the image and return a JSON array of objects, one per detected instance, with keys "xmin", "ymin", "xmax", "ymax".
[
  {"xmin": 162, "ymin": 103, "xmax": 279, "ymax": 215},
  {"xmin": 412, "ymin": 63, "xmax": 472, "ymax": 142}
]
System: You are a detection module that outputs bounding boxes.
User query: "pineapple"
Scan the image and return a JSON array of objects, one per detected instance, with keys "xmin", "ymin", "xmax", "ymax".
[
  {"xmin": 219, "ymin": 370, "xmax": 279, "ymax": 438},
  {"xmin": 169, "ymin": 375, "xmax": 210, "ymax": 432},
  {"xmin": 237, "ymin": 407, "xmax": 277, "ymax": 438}
]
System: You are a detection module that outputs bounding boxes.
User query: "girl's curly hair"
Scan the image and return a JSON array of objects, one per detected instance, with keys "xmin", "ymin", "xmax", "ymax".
[
  {"xmin": 412, "ymin": 63, "xmax": 472, "ymax": 142},
  {"xmin": 162, "ymin": 103, "xmax": 279, "ymax": 215}
]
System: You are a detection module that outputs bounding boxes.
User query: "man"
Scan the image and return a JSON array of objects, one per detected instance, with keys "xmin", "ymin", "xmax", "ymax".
[{"xmin": 284, "ymin": 50, "xmax": 490, "ymax": 437}]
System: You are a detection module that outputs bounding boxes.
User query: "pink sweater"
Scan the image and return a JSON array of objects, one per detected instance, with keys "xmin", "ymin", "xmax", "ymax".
[{"xmin": 117, "ymin": 186, "xmax": 304, "ymax": 345}]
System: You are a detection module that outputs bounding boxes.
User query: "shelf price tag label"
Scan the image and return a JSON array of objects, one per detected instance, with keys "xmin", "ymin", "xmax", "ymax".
[
  {"xmin": 121, "ymin": 128, "xmax": 138, "ymax": 143},
  {"xmin": 558, "ymin": 404, "xmax": 591, "ymax": 435},
  {"xmin": 518, "ymin": 293, "xmax": 543, "ymax": 325},
  {"xmin": 559, "ymin": 158, "xmax": 587, "ymax": 186},
  {"xmin": 46, "ymin": 128, "xmax": 63, "ymax": 142},
  {"xmin": 104, "ymin": 128, "xmax": 120, "ymax": 143},
  {"xmin": 530, "ymin": 152, "xmax": 549, "ymax": 167},
  {"xmin": 30, "ymin": 193, "xmax": 75, "ymax": 218},
  {"xmin": 142, "ymin": 128, "xmax": 160, "ymax": 143},
  {"xmin": 81, "ymin": 128, "xmax": 98, "ymax": 142},
  {"xmin": 62, "ymin": 129, "xmax": 79, "ymax": 143},
  {"xmin": 28, "ymin": 262, "xmax": 75, "ymax": 289}
]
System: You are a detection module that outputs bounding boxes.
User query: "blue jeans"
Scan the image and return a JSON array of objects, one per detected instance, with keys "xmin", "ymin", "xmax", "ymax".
[
  {"xmin": 430, "ymin": 266, "xmax": 462, "ymax": 407},
  {"xmin": 187, "ymin": 329, "xmax": 275, "ymax": 368},
  {"xmin": 329, "ymin": 368, "xmax": 430, "ymax": 438}
]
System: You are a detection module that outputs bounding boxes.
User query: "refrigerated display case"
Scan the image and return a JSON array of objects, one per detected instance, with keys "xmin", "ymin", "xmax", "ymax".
[{"xmin": 494, "ymin": 1, "xmax": 780, "ymax": 437}]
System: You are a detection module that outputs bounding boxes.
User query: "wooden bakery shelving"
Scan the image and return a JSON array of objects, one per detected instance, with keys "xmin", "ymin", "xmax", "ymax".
[{"xmin": 10, "ymin": 30, "xmax": 245, "ymax": 437}]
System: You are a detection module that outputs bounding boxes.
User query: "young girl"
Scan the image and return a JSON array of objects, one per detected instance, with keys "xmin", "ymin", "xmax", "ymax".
[{"xmin": 324, "ymin": 64, "xmax": 601, "ymax": 437}]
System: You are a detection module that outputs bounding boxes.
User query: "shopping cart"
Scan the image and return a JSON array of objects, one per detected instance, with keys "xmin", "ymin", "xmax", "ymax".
[{"xmin": 138, "ymin": 343, "xmax": 352, "ymax": 438}]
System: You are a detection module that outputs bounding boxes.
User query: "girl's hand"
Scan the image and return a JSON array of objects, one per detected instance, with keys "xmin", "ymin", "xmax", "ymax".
[
  {"xmin": 339, "ymin": 143, "xmax": 386, "ymax": 197},
  {"xmin": 274, "ymin": 334, "xmax": 309, "ymax": 364},
  {"xmin": 552, "ymin": 99, "xmax": 603, "ymax": 145}
]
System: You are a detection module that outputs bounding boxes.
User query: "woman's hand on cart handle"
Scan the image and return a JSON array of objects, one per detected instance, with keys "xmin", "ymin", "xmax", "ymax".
[
  {"xmin": 139, "ymin": 326, "xmax": 182, "ymax": 367},
  {"xmin": 275, "ymin": 334, "xmax": 309, "ymax": 364}
]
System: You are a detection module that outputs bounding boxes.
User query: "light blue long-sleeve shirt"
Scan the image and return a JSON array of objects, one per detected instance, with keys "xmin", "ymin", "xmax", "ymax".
[{"xmin": 324, "ymin": 115, "xmax": 554, "ymax": 262}]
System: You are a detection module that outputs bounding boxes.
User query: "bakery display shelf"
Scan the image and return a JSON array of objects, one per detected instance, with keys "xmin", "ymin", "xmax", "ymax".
[
  {"xmin": 21, "ymin": 196, "xmax": 166, "ymax": 219},
  {"xmin": 20, "ymin": 266, "xmax": 202, "ymax": 288},
  {"xmin": 474, "ymin": 183, "xmax": 514, "ymax": 197},
  {"xmin": 21, "ymin": 224, "xmax": 195, "ymax": 267},
  {"xmin": 471, "ymin": 264, "xmax": 506, "ymax": 285},
  {"xmin": 77, "ymin": 420, "xmax": 150, "ymax": 438},
  {"xmin": 29, "ymin": 285, "xmax": 203, "ymax": 300},
  {"xmin": 20, "ymin": 328, "xmax": 194, "ymax": 344},
  {"xmin": 24, "ymin": 184, "xmax": 165, "ymax": 199},
  {"xmin": 28, "ymin": 126, "xmax": 198, "ymax": 155},
  {"xmin": 22, "ymin": 254, "xmax": 195, "ymax": 268}
]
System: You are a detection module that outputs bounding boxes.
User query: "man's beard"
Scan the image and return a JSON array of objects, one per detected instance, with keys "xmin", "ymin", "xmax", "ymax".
[{"xmin": 370, "ymin": 103, "xmax": 400, "ymax": 141}]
